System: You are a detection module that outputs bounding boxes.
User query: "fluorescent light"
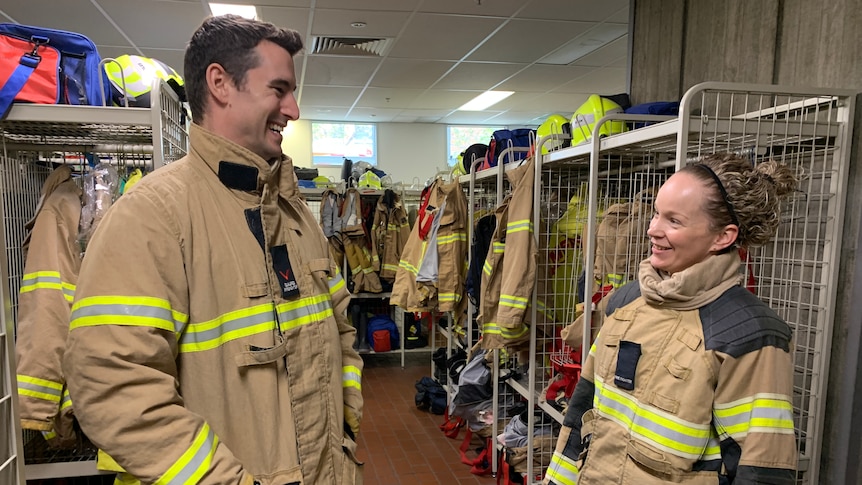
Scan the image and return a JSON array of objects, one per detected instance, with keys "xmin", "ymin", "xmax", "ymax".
[
  {"xmin": 209, "ymin": 3, "xmax": 258, "ymax": 19},
  {"xmin": 458, "ymin": 90, "xmax": 514, "ymax": 111}
]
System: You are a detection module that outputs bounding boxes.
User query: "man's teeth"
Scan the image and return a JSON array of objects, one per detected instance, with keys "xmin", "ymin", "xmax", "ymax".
[{"xmin": 268, "ymin": 124, "xmax": 283, "ymax": 132}]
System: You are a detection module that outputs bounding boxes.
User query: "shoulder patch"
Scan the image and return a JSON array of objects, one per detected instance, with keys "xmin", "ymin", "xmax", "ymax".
[
  {"xmin": 605, "ymin": 281, "xmax": 641, "ymax": 316},
  {"xmin": 699, "ymin": 286, "xmax": 792, "ymax": 357}
]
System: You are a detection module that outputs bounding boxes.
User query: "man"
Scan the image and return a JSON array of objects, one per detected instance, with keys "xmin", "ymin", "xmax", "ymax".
[{"xmin": 63, "ymin": 15, "xmax": 363, "ymax": 485}]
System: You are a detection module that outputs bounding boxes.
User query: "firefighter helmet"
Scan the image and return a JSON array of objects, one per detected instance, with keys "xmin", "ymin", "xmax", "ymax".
[{"xmin": 104, "ymin": 54, "xmax": 184, "ymax": 107}]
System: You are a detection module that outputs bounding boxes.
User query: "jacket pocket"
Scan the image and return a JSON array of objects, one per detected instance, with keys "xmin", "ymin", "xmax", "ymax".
[
  {"xmin": 251, "ymin": 465, "xmax": 303, "ymax": 485},
  {"xmin": 623, "ymin": 440, "xmax": 718, "ymax": 484},
  {"xmin": 597, "ymin": 334, "xmax": 621, "ymax": 378},
  {"xmin": 341, "ymin": 436, "xmax": 364, "ymax": 485}
]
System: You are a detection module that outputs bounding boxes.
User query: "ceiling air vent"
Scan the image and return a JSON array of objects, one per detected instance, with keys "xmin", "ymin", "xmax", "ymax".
[{"xmin": 310, "ymin": 36, "xmax": 392, "ymax": 57}]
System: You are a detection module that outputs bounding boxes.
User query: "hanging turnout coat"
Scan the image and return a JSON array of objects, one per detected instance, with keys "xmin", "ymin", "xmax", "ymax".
[
  {"xmin": 63, "ymin": 124, "xmax": 364, "ymax": 485},
  {"xmin": 16, "ymin": 165, "xmax": 82, "ymax": 447},
  {"xmin": 391, "ymin": 178, "xmax": 468, "ymax": 313},
  {"xmin": 370, "ymin": 190, "xmax": 410, "ymax": 281}
]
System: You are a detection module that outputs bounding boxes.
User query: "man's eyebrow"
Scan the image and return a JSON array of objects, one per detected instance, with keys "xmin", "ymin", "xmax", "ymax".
[{"xmin": 270, "ymin": 78, "xmax": 295, "ymax": 90}]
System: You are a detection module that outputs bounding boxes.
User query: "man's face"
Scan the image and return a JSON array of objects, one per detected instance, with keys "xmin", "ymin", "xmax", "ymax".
[{"xmin": 222, "ymin": 40, "xmax": 299, "ymax": 161}]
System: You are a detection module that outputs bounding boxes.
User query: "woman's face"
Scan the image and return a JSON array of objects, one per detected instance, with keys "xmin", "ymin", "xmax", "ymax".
[{"xmin": 647, "ymin": 172, "xmax": 732, "ymax": 274}]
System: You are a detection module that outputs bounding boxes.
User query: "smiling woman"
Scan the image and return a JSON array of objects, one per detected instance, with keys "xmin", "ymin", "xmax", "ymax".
[{"xmin": 545, "ymin": 152, "xmax": 802, "ymax": 485}]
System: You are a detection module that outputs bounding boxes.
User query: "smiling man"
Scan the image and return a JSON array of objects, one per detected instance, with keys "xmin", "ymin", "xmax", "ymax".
[{"xmin": 63, "ymin": 15, "xmax": 364, "ymax": 485}]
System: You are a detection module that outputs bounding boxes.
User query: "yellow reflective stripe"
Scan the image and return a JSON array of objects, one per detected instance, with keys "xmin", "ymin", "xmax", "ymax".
[
  {"xmin": 17, "ymin": 375, "xmax": 63, "ymax": 402},
  {"xmin": 545, "ymin": 451, "xmax": 579, "ymax": 485},
  {"xmin": 399, "ymin": 259, "xmax": 419, "ymax": 276},
  {"xmin": 381, "ymin": 263, "xmax": 399, "ymax": 272},
  {"xmin": 482, "ymin": 322, "xmax": 529, "ymax": 339},
  {"xmin": 20, "ymin": 271, "xmax": 76, "ymax": 302},
  {"xmin": 492, "ymin": 242, "xmax": 505, "ymax": 253},
  {"xmin": 180, "ymin": 303, "xmax": 275, "ymax": 353},
  {"xmin": 499, "ymin": 294, "xmax": 529, "ymax": 310},
  {"xmin": 42, "ymin": 430, "xmax": 57, "ymax": 440},
  {"xmin": 61, "ymin": 388, "xmax": 73, "ymax": 411},
  {"xmin": 506, "ymin": 219, "xmax": 533, "ymax": 234},
  {"xmin": 277, "ymin": 294, "xmax": 334, "ymax": 332},
  {"xmin": 607, "ymin": 273, "xmax": 625, "ymax": 288},
  {"xmin": 594, "ymin": 376, "xmax": 720, "ymax": 459},
  {"xmin": 437, "ymin": 232, "xmax": 467, "ymax": 245},
  {"xmin": 71, "ymin": 296, "xmax": 188, "ymax": 334},
  {"xmin": 713, "ymin": 393, "xmax": 795, "ymax": 438},
  {"xmin": 154, "ymin": 423, "xmax": 217, "ymax": 485},
  {"xmin": 482, "ymin": 260, "xmax": 493, "ymax": 276},
  {"xmin": 439, "ymin": 292, "xmax": 460, "ymax": 303},
  {"xmin": 329, "ymin": 273, "xmax": 345, "ymax": 295},
  {"xmin": 343, "ymin": 365, "xmax": 362, "ymax": 390}
]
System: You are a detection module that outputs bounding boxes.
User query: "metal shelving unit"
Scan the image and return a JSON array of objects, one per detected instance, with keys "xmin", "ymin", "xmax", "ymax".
[{"xmin": 0, "ymin": 80, "xmax": 188, "ymax": 481}]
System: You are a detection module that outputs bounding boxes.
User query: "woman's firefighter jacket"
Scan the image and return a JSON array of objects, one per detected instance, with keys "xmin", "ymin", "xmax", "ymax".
[
  {"xmin": 544, "ymin": 253, "xmax": 797, "ymax": 485},
  {"xmin": 478, "ymin": 158, "xmax": 551, "ymax": 350},
  {"xmin": 63, "ymin": 124, "xmax": 364, "ymax": 485},
  {"xmin": 16, "ymin": 165, "xmax": 81, "ymax": 447},
  {"xmin": 370, "ymin": 190, "xmax": 410, "ymax": 281},
  {"xmin": 391, "ymin": 178, "xmax": 468, "ymax": 312}
]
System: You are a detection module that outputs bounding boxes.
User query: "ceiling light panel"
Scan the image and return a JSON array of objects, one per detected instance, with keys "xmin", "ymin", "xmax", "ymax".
[{"xmin": 209, "ymin": 2, "xmax": 258, "ymax": 19}]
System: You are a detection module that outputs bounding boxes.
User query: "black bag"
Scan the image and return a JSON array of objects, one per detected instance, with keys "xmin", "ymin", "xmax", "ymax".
[
  {"xmin": 415, "ymin": 376, "xmax": 447, "ymax": 415},
  {"xmin": 293, "ymin": 166, "xmax": 319, "ymax": 180},
  {"xmin": 459, "ymin": 143, "xmax": 488, "ymax": 174}
]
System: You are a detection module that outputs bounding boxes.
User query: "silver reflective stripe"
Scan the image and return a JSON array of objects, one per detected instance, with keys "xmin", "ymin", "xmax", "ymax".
[
  {"xmin": 17, "ymin": 379, "xmax": 62, "ymax": 401},
  {"xmin": 276, "ymin": 296, "xmax": 334, "ymax": 331},
  {"xmin": 71, "ymin": 303, "xmax": 185, "ymax": 333},
  {"xmin": 595, "ymin": 376, "xmax": 713, "ymax": 459},
  {"xmin": 546, "ymin": 451, "xmax": 579, "ymax": 485},
  {"xmin": 180, "ymin": 306, "xmax": 275, "ymax": 350}
]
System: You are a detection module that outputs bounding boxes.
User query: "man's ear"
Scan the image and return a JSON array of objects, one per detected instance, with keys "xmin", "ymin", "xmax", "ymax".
[
  {"xmin": 205, "ymin": 63, "xmax": 232, "ymax": 106},
  {"xmin": 712, "ymin": 224, "xmax": 739, "ymax": 252}
]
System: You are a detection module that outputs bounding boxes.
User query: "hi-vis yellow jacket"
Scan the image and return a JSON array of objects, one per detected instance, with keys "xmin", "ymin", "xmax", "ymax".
[
  {"xmin": 16, "ymin": 165, "xmax": 81, "ymax": 447},
  {"xmin": 64, "ymin": 124, "xmax": 364, "ymax": 485},
  {"xmin": 545, "ymin": 253, "xmax": 797, "ymax": 485}
]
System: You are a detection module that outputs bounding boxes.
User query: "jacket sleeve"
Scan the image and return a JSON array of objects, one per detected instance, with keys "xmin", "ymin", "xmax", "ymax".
[
  {"xmin": 16, "ymin": 200, "xmax": 80, "ymax": 436},
  {"xmin": 545, "ymin": 344, "xmax": 597, "ymax": 485},
  {"xmin": 713, "ymin": 345, "xmax": 797, "ymax": 484},
  {"xmin": 63, "ymin": 190, "xmax": 246, "ymax": 484},
  {"xmin": 328, "ymin": 258, "xmax": 363, "ymax": 436}
]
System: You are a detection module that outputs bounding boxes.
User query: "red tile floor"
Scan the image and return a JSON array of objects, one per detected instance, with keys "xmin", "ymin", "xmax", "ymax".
[{"xmin": 356, "ymin": 352, "xmax": 497, "ymax": 485}]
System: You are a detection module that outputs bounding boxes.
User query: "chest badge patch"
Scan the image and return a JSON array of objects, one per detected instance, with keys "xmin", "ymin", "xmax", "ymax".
[{"xmin": 270, "ymin": 244, "xmax": 300, "ymax": 298}]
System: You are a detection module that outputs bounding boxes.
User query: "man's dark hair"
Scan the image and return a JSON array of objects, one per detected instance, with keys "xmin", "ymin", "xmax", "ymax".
[{"xmin": 184, "ymin": 14, "xmax": 303, "ymax": 122}]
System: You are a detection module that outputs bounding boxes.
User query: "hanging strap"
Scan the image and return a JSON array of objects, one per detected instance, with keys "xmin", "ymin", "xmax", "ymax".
[
  {"xmin": 458, "ymin": 429, "xmax": 493, "ymax": 476},
  {"xmin": 439, "ymin": 407, "xmax": 465, "ymax": 439},
  {"xmin": 0, "ymin": 38, "xmax": 44, "ymax": 118}
]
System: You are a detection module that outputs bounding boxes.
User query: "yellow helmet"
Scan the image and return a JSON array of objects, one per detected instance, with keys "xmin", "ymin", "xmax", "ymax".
[
  {"xmin": 104, "ymin": 54, "xmax": 184, "ymax": 107},
  {"xmin": 570, "ymin": 95, "xmax": 627, "ymax": 146},
  {"xmin": 358, "ymin": 170, "xmax": 382, "ymax": 190},
  {"xmin": 537, "ymin": 114, "xmax": 571, "ymax": 154}
]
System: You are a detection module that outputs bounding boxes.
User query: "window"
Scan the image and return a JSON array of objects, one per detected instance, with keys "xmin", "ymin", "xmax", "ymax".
[
  {"xmin": 447, "ymin": 125, "xmax": 503, "ymax": 167},
  {"xmin": 312, "ymin": 122, "xmax": 377, "ymax": 166}
]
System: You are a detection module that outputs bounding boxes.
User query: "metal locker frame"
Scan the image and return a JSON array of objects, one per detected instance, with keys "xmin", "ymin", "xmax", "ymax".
[
  {"xmin": 0, "ymin": 79, "xmax": 188, "ymax": 481},
  {"xmin": 525, "ymin": 82, "xmax": 855, "ymax": 484}
]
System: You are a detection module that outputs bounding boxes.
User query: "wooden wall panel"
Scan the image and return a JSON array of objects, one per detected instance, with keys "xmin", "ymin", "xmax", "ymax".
[
  {"xmin": 682, "ymin": 0, "xmax": 778, "ymax": 90},
  {"xmin": 629, "ymin": 0, "xmax": 684, "ymax": 104}
]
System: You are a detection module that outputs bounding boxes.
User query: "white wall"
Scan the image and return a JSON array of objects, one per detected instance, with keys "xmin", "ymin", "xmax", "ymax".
[{"xmin": 281, "ymin": 120, "xmax": 449, "ymax": 186}]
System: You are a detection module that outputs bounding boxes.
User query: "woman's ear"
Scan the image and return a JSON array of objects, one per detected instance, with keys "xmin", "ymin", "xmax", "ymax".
[{"xmin": 712, "ymin": 224, "xmax": 739, "ymax": 252}]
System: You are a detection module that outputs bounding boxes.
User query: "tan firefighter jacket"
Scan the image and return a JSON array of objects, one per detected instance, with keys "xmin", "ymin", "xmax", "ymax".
[
  {"xmin": 478, "ymin": 158, "xmax": 552, "ymax": 350},
  {"xmin": 545, "ymin": 253, "xmax": 797, "ymax": 485},
  {"xmin": 370, "ymin": 190, "xmax": 410, "ymax": 282},
  {"xmin": 391, "ymin": 178, "xmax": 468, "ymax": 313},
  {"xmin": 63, "ymin": 124, "xmax": 364, "ymax": 485},
  {"xmin": 16, "ymin": 165, "xmax": 81, "ymax": 447}
]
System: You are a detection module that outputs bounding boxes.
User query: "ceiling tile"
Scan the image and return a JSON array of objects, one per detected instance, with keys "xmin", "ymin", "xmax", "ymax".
[
  {"xmin": 310, "ymin": 9, "xmax": 410, "ymax": 38},
  {"xmin": 257, "ymin": 6, "xmax": 311, "ymax": 32},
  {"xmin": 95, "ymin": 0, "xmax": 207, "ymax": 50},
  {"xmin": 468, "ymin": 19, "xmax": 593, "ymax": 63},
  {"xmin": 300, "ymin": 86, "xmax": 363, "ymax": 107},
  {"xmin": 345, "ymin": 107, "xmax": 401, "ymax": 122},
  {"xmin": 357, "ymin": 87, "xmax": 426, "ymax": 108},
  {"xmin": 434, "ymin": 62, "xmax": 527, "ymax": 90},
  {"xmin": 410, "ymin": 90, "xmax": 481, "ymax": 110},
  {"xmin": 418, "ymin": 0, "xmax": 527, "ymax": 16},
  {"xmin": 520, "ymin": 0, "xmax": 630, "ymax": 22},
  {"xmin": 441, "ymin": 111, "xmax": 507, "ymax": 124},
  {"xmin": 570, "ymin": 34, "xmax": 629, "ymax": 67},
  {"xmin": 555, "ymin": 67, "xmax": 627, "ymax": 95},
  {"xmin": 302, "ymin": 107, "xmax": 350, "ymax": 121},
  {"xmin": 388, "ymin": 13, "xmax": 502, "ymax": 61},
  {"xmin": 495, "ymin": 64, "xmax": 597, "ymax": 92},
  {"xmin": 303, "ymin": 56, "xmax": 382, "ymax": 87},
  {"xmin": 371, "ymin": 59, "xmax": 455, "ymax": 89},
  {"xmin": 507, "ymin": 92, "xmax": 589, "ymax": 115},
  {"xmin": 2, "ymin": 0, "xmax": 129, "ymax": 45},
  {"xmin": 316, "ymin": 0, "xmax": 420, "ymax": 11}
]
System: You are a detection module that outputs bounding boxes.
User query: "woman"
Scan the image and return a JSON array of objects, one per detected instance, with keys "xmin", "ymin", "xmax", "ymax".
[{"xmin": 545, "ymin": 153, "xmax": 799, "ymax": 484}]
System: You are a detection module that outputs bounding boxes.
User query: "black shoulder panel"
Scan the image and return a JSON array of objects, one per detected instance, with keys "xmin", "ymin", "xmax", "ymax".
[
  {"xmin": 605, "ymin": 281, "xmax": 641, "ymax": 316},
  {"xmin": 699, "ymin": 286, "xmax": 792, "ymax": 358}
]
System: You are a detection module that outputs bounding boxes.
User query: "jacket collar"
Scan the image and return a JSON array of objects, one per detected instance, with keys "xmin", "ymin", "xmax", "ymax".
[
  {"xmin": 188, "ymin": 123, "xmax": 298, "ymax": 200},
  {"xmin": 638, "ymin": 251, "xmax": 743, "ymax": 311}
]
